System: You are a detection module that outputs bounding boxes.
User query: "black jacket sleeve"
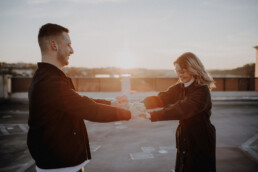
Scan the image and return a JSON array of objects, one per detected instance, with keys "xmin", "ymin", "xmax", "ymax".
[
  {"xmin": 143, "ymin": 83, "xmax": 181, "ymax": 109},
  {"xmin": 91, "ymin": 98, "xmax": 111, "ymax": 105},
  {"xmin": 150, "ymin": 85, "xmax": 211, "ymax": 121},
  {"xmin": 47, "ymin": 79, "xmax": 131, "ymax": 122}
]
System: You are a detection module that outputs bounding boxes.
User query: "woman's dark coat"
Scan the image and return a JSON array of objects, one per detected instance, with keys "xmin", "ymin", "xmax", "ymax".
[{"xmin": 143, "ymin": 81, "xmax": 216, "ymax": 172}]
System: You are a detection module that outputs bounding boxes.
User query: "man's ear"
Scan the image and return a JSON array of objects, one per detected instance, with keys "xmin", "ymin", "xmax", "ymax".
[{"xmin": 50, "ymin": 40, "xmax": 58, "ymax": 51}]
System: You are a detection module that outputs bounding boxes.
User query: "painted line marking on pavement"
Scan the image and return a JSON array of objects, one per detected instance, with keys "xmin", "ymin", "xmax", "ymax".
[
  {"xmin": 7, "ymin": 110, "xmax": 29, "ymax": 114},
  {"xmin": 2, "ymin": 115, "xmax": 12, "ymax": 118},
  {"xmin": 0, "ymin": 124, "xmax": 10, "ymax": 135},
  {"xmin": 242, "ymin": 133, "xmax": 258, "ymax": 148},
  {"xmin": 242, "ymin": 147, "xmax": 258, "ymax": 162},
  {"xmin": 0, "ymin": 163, "xmax": 23, "ymax": 171},
  {"xmin": 159, "ymin": 146, "xmax": 175, "ymax": 150},
  {"xmin": 241, "ymin": 133, "xmax": 258, "ymax": 161},
  {"xmin": 115, "ymin": 122, "xmax": 122, "ymax": 125},
  {"xmin": 158, "ymin": 150, "xmax": 168, "ymax": 154},
  {"xmin": 16, "ymin": 159, "xmax": 35, "ymax": 172},
  {"xmin": 129, "ymin": 152, "xmax": 154, "ymax": 160},
  {"xmin": 18, "ymin": 124, "xmax": 28, "ymax": 133},
  {"xmin": 0, "ymin": 124, "xmax": 28, "ymax": 136},
  {"xmin": 91, "ymin": 145, "xmax": 101, "ymax": 152},
  {"xmin": 158, "ymin": 146, "xmax": 175, "ymax": 154},
  {"xmin": 116, "ymin": 126, "xmax": 127, "ymax": 129},
  {"xmin": 141, "ymin": 146, "xmax": 155, "ymax": 153}
]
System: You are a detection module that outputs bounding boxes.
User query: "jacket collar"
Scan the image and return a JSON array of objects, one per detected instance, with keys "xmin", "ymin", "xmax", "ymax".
[
  {"xmin": 180, "ymin": 80, "xmax": 198, "ymax": 91},
  {"xmin": 184, "ymin": 78, "xmax": 195, "ymax": 87},
  {"xmin": 37, "ymin": 62, "xmax": 67, "ymax": 78}
]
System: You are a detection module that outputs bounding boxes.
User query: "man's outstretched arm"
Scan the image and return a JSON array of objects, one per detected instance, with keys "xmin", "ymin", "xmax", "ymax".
[{"xmin": 48, "ymin": 79, "xmax": 131, "ymax": 122}]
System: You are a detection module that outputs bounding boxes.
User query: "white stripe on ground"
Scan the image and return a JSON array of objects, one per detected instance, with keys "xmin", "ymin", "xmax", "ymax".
[
  {"xmin": 129, "ymin": 152, "xmax": 154, "ymax": 160},
  {"xmin": 16, "ymin": 159, "xmax": 35, "ymax": 172},
  {"xmin": 90, "ymin": 145, "xmax": 101, "ymax": 152},
  {"xmin": 0, "ymin": 124, "xmax": 9, "ymax": 135},
  {"xmin": 2, "ymin": 115, "xmax": 12, "ymax": 118},
  {"xmin": 0, "ymin": 124, "xmax": 28, "ymax": 135},
  {"xmin": 141, "ymin": 147, "xmax": 155, "ymax": 153},
  {"xmin": 18, "ymin": 124, "xmax": 28, "ymax": 133},
  {"xmin": 242, "ymin": 133, "xmax": 258, "ymax": 148},
  {"xmin": 0, "ymin": 164, "xmax": 23, "ymax": 171},
  {"xmin": 241, "ymin": 133, "xmax": 258, "ymax": 161},
  {"xmin": 7, "ymin": 110, "xmax": 29, "ymax": 114}
]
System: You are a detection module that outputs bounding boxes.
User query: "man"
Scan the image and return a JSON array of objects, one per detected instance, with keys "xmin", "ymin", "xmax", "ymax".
[{"xmin": 27, "ymin": 23, "xmax": 131, "ymax": 172}]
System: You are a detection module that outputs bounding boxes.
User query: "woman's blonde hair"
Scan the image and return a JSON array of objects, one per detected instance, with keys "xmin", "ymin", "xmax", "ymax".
[{"xmin": 173, "ymin": 52, "xmax": 216, "ymax": 90}]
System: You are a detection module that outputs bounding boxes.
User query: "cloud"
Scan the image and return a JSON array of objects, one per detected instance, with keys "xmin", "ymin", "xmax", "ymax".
[
  {"xmin": 27, "ymin": 0, "xmax": 51, "ymax": 4},
  {"xmin": 69, "ymin": 0, "xmax": 127, "ymax": 4},
  {"xmin": 26, "ymin": 0, "xmax": 127, "ymax": 5}
]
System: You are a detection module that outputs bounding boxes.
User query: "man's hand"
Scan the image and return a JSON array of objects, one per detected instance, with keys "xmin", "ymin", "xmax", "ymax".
[
  {"xmin": 111, "ymin": 96, "xmax": 151, "ymax": 120},
  {"xmin": 111, "ymin": 94, "xmax": 129, "ymax": 109},
  {"xmin": 129, "ymin": 102, "xmax": 149, "ymax": 119},
  {"xmin": 116, "ymin": 94, "xmax": 128, "ymax": 104}
]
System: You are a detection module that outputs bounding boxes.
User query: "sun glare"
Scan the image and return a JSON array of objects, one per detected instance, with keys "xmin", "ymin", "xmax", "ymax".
[{"xmin": 116, "ymin": 51, "xmax": 137, "ymax": 69}]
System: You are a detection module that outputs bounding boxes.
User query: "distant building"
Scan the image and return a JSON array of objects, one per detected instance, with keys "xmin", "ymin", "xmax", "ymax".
[
  {"xmin": 0, "ymin": 63, "xmax": 35, "ymax": 77},
  {"xmin": 12, "ymin": 69, "xmax": 33, "ymax": 77}
]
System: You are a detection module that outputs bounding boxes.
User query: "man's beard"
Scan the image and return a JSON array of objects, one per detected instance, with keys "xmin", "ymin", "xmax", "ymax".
[{"xmin": 57, "ymin": 50, "xmax": 69, "ymax": 66}]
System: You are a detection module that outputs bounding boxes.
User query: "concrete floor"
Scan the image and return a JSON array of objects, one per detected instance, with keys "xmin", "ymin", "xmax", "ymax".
[{"xmin": 0, "ymin": 100, "xmax": 258, "ymax": 172}]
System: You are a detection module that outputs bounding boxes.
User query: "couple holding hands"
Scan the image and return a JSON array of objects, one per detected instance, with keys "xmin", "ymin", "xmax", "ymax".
[{"xmin": 27, "ymin": 23, "xmax": 216, "ymax": 172}]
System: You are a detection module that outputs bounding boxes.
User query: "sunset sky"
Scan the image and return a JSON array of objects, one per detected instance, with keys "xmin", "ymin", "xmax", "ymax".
[{"xmin": 0, "ymin": 0, "xmax": 258, "ymax": 70}]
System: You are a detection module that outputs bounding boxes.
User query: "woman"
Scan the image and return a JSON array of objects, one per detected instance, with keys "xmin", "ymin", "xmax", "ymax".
[{"xmin": 143, "ymin": 52, "xmax": 216, "ymax": 172}]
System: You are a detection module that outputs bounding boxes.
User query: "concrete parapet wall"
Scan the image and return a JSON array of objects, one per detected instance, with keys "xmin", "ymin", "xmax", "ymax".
[
  {"xmin": 71, "ymin": 78, "xmax": 121, "ymax": 92},
  {"xmin": 130, "ymin": 78, "xmax": 178, "ymax": 92},
  {"xmin": 131, "ymin": 78, "xmax": 156, "ymax": 92},
  {"xmin": 225, "ymin": 78, "xmax": 239, "ymax": 91},
  {"xmin": 8, "ymin": 77, "xmax": 258, "ymax": 93},
  {"xmin": 256, "ymin": 79, "xmax": 258, "ymax": 91},
  {"xmin": 155, "ymin": 78, "xmax": 178, "ymax": 91},
  {"xmin": 8, "ymin": 91, "xmax": 258, "ymax": 101},
  {"xmin": 213, "ymin": 78, "xmax": 224, "ymax": 91}
]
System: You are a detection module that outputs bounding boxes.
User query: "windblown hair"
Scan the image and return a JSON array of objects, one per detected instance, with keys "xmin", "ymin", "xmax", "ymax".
[
  {"xmin": 174, "ymin": 52, "xmax": 216, "ymax": 90},
  {"xmin": 38, "ymin": 23, "xmax": 69, "ymax": 51}
]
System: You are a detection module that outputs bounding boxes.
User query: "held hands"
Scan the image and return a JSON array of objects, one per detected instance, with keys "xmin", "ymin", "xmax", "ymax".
[
  {"xmin": 111, "ymin": 94, "xmax": 129, "ymax": 110},
  {"xmin": 111, "ymin": 95, "xmax": 150, "ymax": 120},
  {"xmin": 129, "ymin": 102, "xmax": 149, "ymax": 119}
]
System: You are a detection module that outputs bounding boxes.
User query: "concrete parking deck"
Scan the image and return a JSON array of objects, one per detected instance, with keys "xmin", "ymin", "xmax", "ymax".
[{"xmin": 0, "ymin": 94, "xmax": 258, "ymax": 172}]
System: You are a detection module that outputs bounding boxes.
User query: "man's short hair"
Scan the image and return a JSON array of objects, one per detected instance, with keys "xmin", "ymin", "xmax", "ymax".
[{"xmin": 38, "ymin": 23, "xmax": 69, "ymax": 51}]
